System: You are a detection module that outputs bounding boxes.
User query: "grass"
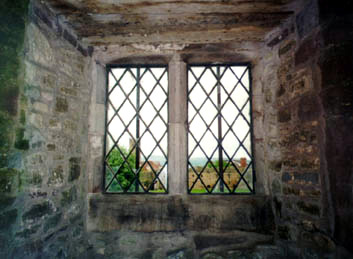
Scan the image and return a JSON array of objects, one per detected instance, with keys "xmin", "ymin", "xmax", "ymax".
[{"xmin": 190, "ymin": 187, "xmax": 252, "ymax": 194}]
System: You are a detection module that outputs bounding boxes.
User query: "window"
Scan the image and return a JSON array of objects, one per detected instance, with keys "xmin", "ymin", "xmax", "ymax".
[
  {"xmin": 187, "ymin": 64, "xmax": 255, "ymax": 194},
  {"xmin": 104, "ymin": 65, "xmax": 168, "ymax": 193}
]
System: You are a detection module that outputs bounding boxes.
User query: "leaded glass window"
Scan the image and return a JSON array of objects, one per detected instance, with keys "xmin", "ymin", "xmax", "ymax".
[
  {"xmin": 187, "ymin": 64, "xmax": 255, "ymax": 194},
  {"xmin": 104, "ymin": 66, "xmax": 168, "ymax": 193}
]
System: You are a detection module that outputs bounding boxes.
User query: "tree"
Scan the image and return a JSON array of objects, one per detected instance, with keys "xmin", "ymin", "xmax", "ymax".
[{"xmin": 107, "ymin": 146, "xmax": 136, "ymax": 191}]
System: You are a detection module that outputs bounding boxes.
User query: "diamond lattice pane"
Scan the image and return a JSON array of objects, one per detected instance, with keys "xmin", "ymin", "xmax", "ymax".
[
  {"xmin": 104, "ymin": 66, "xmax": 168, "ymax": 193},
  {"xmin": 188, "ymin": 65, "xmax": 254, "ymax": 194}
]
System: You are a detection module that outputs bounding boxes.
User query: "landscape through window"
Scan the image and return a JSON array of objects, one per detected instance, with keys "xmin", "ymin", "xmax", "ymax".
[
  {"xmin": 104, "ymin": 66, "xmax": 168, "ymax": 193},
  {"xmin": 187, "ymin": 64, "xmax": 255, "ymax": 194}
]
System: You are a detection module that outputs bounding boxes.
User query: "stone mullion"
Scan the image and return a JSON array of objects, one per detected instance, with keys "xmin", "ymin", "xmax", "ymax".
[{"xmin": 168, "ymin": 55, "xmax": 187, "ymax": 195}]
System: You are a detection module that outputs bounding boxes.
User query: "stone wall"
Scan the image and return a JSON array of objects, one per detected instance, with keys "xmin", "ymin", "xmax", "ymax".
[
  {"xmin": 0, "ymin": 1, "xmax": 93, "ymax": 257},
  {"xmin": 262, "ymin": 0, "xmax": 353, "ymax": 256}
]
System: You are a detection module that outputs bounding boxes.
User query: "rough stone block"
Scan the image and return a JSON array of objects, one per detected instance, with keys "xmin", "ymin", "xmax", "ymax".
[
  {"xmin": 55, "ymin": 97, "xmax": 68, "ymax": 113},
  {"xmin": 0, "ymin": 168, "xmax": 20, "ymax": 194},
  {"xmin": 279, "ymin": 40, "xmax": 295, "ymax": 57},
  {"xmin": 22, "ymin": 201, "xmax": 53, "ymax": 221},
  {"xmin": 267, "ymin": 29, "xmax": 289, "ymax": 47},
  {"xmin": 278, "ymin": 108, "xmax": 291, "ymax": 123},
  {"xmin": 63, "ymin": 29, "xmax": 77, "ymax": 48},
  {"xmin": 16, "ymin": 224, "xmax": 41, "ymax": 238},
  {"xmin": 61, "ymin": 186, "xmax": 77, "ymax": 206},
  {"xmin": 44, "ymin": 212, "xmax": 62, "ymax": 232},
  {"xmin": 69, "ymin": 157, "xmax": 81, "ymax": 182},
  {"xmin": 293, "ymin": 172, "xmax": 319, "ymax": 184},
  {"xmin": 33, "ymin": 102, "xmax": 49, "ymax": 113},
  {"xmin": 296, "ymin": 201, "xmax": 320, "ymax": 216},
  {"xmin": 298, "ymin": 94, "xmax": 320, "ymax": 122},
  {"xmin": 282, "ymin": 172, "xmax": 292, "ymax": 183},
  {"xmin": 48, "ymin": 166, "xmax": 64, "ymax": 186}
]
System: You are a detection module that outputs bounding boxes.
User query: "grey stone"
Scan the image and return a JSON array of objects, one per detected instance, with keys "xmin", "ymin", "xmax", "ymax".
[
  {"xmin": 61, "ymin": 186, "xmax": 77, "ymax": 206},
  {"xmin": 44, "ymin": 212, "xmax": 62, "ymax": 232},
  {"xmin": 69, "ymin": 157, "xmax": 81, "ymax": 182},
  {"xmin": 0, "ymin": 209, "xmax": 18, "ymax": 230},
  {"xmin": 167, "ymin": 250, "xmax": 186, "ymax": 259},
  {"xmin": 22, "ymin": 202, "xmax": 52, "ymax": 221}
]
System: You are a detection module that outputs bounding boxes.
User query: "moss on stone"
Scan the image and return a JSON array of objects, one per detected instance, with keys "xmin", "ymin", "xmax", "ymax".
[
  {"xmin": 0, "ymin": 209, "xmax": 18, "ymax": 230},
  {"xmin": 0, "ymin": 112, "xmax": 11, "ymax": 167},
  {"xmin": 15, "ymin": 224, "xmax": 41, "ymax": 238},
  {"xmin": 0, "ymin": 168, "xmax": 19, "ymax": 193},
  {"xmin": 69, "ymin": 157, "xmax": 81, "ymax": 182},
  {"xmin": 14, "ymin": 127, "xmax": 29, "ymax": 150},
  {"xmin": 61, "ymin": 186, "xmax": 77, "ymax": 206},
  {"xmin": 22, "ymin": 201, "xmax": 52, "ymax": 221},
  {"xmin": 30, "ymin": 173, "xmax": 42, "ymax": 186},
  {"xmin": 19, "ymin": 109, "xmax": 26, "ymax": 125},
  {"xmin": 0, "ymin": 0, "xmax": 29, "ymax": 170},
  {"xmin": 0, "ymin": 196, "xmax": 16, "ymax": 211},
  {"xmin": 55, "ymin": 97, "xmax": 68, "ymax": 113},
  {"xmin": 43, "ymin": 212, "xmax": 62, "ymax": 232}
]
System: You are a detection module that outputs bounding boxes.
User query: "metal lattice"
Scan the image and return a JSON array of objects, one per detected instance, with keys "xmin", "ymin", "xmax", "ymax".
[
  {"xmin": 187, "ymin": 64, "xmax": 255, "ymax": 194},
  {"xmin": 104, "ymin": 66, "xmax": 168, "ymax": 193}
]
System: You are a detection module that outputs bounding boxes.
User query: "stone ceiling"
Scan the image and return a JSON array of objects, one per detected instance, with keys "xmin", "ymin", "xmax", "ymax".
[{"xmin": 40, "ymin": 0, "xmax": 301, "ymax": 46}]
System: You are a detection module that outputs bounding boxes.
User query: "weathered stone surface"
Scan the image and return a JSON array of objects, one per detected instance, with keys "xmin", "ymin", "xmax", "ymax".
[
  {"xmin": 55, "ymin": 97, "xmax": 68, "ymax": 112},
  {"xmin": 279, "ymin": 40, "xmax": 295, "ymax": 57},
  {"xmin": 278, "ymin": 108, "xmax": 291, "ymax": 123},
  {"xmin": 44, "ymin": 212, "xmax": 62, "ymax": 232},
  {"xmin": 87, "ymin": 194, "xmax": 274, "ymax": 233},
  {"xmin": 0, "ymin": 196, "xmax": 16, "ymax": 211},
  {"xmin": 48, "ymin": 165, "xmax": 64, "ymax": 185},
  {"xmin": 69, "ymin": 157, "xmax": 81, "ymax": 182},
  {"xmin": 296, "ymin": 201, "xmax": 320, "ymax": 216},
  {"xmin": 0, "ymin": 168, "xmax": 20, "ymax": 194},
  {"xmin": 23, "ymin": 201, "xmax": 53, "ymax": 221},
  {"xmin": 267, "ymin": 29, "xmax": 289, "ymax": 47},
  {"xmin": 0, "ymin": 209, "xmax": 18, "ymax": 230},
  {"xmin": 61, "ymin": 186, "xmax": 77, "ymax": 206},
  {"xmin": 34, "ymin": 0, "xmax": 296, "ymax": 46},
  {"xmin": 16, "ymin": 224, "xmax": 41, "ymax": 238}
]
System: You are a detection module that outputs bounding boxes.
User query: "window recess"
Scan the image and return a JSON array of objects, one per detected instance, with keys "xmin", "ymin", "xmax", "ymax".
[
  {"xmin": 104, "ymin": 65, "xmax": 168, "ymax": 194},
  {"xmin": 187, "ymin": 64, "xmax": 255, "ymax": 194}
]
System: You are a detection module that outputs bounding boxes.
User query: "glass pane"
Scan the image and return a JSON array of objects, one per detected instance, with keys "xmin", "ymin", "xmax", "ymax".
[
  {"xmin": 105, "ymin": 66, "xmax": 168, "ymax": 193},
  {"xmin": 188, "ymin": 65, "xmax": 254, "ymax": 195}
]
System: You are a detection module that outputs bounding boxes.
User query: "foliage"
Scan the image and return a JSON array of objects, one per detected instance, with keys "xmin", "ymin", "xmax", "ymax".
[
  {"xmin": 206, "ymin": 160, "xmax": 227, "ymax": 169},
  {"xmin": 107, "ymin": 146, "xmax": 136, "ymax": 191}
]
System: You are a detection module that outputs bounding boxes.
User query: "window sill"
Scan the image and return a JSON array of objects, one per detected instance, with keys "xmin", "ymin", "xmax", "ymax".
[{"xmin": 86, "ymin": 193, "xmax": 274, "ymax": 233}]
